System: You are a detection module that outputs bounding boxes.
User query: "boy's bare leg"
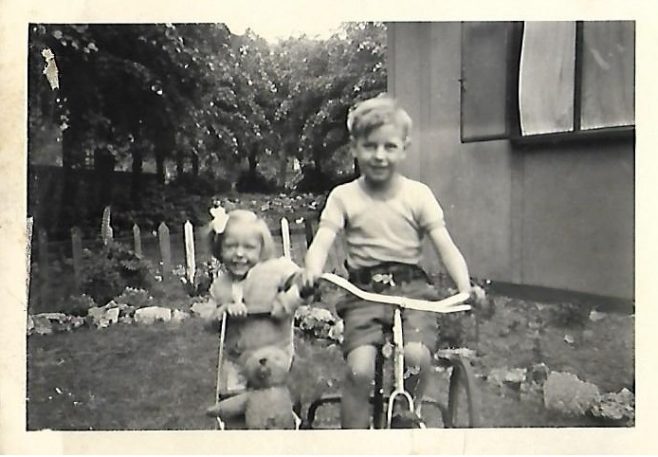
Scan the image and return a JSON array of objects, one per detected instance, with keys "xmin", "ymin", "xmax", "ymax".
[
  {"xmin": 403, "ymin": 342, "xmax": 432, "ymax": 413},
  {"xmin": 341, "ymin": 345, "xmax": 378, "ymax": 429}
]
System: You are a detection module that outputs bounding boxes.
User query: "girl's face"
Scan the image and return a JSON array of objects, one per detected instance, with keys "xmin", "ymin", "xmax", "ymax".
[{"xmin": 220, "ymin": 224, "xmax": 262, "ymax": 279}]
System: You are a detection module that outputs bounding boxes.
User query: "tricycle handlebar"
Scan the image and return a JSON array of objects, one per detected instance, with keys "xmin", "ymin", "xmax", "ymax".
[{"xmin": 318, "ymin": 273, "xmax": 472, "ymax": 314}]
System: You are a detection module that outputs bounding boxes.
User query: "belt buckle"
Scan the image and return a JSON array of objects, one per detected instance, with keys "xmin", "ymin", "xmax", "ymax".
[{"xmin": 372, "ymin": 273, "xmax": 396, "ymax": 292}]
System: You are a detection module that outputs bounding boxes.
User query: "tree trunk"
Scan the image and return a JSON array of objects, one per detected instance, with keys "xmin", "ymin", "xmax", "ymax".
[
  {"xmin": 58, "ymin": 126, "xmax": 79, "ymax": 236},
  {"xmin": 131, "ymin": 147, "xmax": 143, "ymax": 205},
  {"xmin": 248, "ymin": 145, "xmax": 258, "ymax": 175},
  {"xmin": 278, "ymin": 150, "xmax": 288, "ymax": 189},
  {"xmin": 191, "ymin": 152, "xmax": 199, "ymax": 177},
  {"xmin": 155, "ymin": 152, "xmax": 165, "ymax": 184}
]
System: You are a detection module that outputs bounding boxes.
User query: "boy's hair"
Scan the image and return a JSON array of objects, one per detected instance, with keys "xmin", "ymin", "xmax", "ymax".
[
  {"xmin": 209, "ymin": 209, "xmax": 275, "ymax": 262},
  {"xmin": 347, "ymin": 94, "xmax": 412, "ymax": 140}
]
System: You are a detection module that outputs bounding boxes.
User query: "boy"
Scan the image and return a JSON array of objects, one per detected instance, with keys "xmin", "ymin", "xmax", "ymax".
[{"xmin": 303, "ymin": 95, "xmax": 485, "ymax": 429}]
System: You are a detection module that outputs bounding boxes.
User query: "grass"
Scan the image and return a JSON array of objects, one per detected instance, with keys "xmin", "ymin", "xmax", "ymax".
[{"xmin": 27, "ymin": 288, "xmax": 634, "ymax": 430}]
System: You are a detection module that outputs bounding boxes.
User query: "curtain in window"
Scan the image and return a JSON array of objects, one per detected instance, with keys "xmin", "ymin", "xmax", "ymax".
[
  {"xmin": 580, "ymin": 21, "xmax": 635, "ymax": 130},
  {"xmin": 518, "ymin": 22, "xmax": 576, "ymax": 136}
]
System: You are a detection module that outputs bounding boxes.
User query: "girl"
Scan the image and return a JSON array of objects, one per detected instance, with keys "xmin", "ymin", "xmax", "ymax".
[{"xmin": 205, "ymin": 207, "xmax": 303, "ymax": 419}]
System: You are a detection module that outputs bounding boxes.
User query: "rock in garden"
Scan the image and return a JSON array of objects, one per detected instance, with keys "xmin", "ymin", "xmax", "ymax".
[
  {"xmin": 171, "ymin": 309, "xmax": 190, "ymax": 323},
  {"xmin": 86, "ymin": 307, "xmax": 106, "ymax": 325},
  {"xmin": 105, "ymin": 307, "xmax": 120, "ymax": 325},
  {"xmin": 31, "ymin": 314, "xmax": 54, "ymax": 335},
  {"xmin": 589, "ymin": 310, "xmax": 606, "ymax": 322},
  {"xmin": 190, "ymin": 300, "xmax": 217, "ymax": 321},
  {"xmin": 543, "ymin": 371, "xmax": 600, "ymax": 416},
  {"xmin": 590, "ymin": 388, "xmax": 635, "ymax": 423},
  {"xmin": 86, "ymin": 306, "xmax": 118, "ymax": 329},
  {"xmin": 436, "ymin": 347, "xmax": 477, "ymax": 360},
  {"xmin": 488, "ymin": 367, "xmax": 527, "ymax": 390},
  {"xmin": 67, "ymin": 316, "xmax": 85, "ymax": 330},
  {"xmin": 134, "ymin": 306, "xmax": 172, "ymax": 325},
  {"xmin": 38, "ymin": 312, "xmax": 68, "ymax": 322}
]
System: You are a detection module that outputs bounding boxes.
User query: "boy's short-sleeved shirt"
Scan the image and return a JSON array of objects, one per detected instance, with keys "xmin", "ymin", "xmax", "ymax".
[{"xmin": 319, "ymin": 176, "xmax": 445, "ymax": 269}]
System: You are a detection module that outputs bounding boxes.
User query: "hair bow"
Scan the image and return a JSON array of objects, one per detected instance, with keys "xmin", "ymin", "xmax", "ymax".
[{"xmin": 209, "ymin": 205, "xmax": 229, "ymax": 234}]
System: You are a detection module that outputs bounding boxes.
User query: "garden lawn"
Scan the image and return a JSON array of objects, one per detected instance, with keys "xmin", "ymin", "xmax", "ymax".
[{"xmin": 27, "ymin": 291, "xmax": 634, "ymax": 430}]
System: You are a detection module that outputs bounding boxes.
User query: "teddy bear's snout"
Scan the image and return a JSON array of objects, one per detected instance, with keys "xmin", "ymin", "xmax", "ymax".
[{"xmin": 259, "ymin": 357, "xmax": 268, "ymax": 366}]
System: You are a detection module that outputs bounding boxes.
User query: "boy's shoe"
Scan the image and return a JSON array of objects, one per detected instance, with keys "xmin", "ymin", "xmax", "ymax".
[{"xmin": 390, "ymin": 410, "xmax": 425, "ymax": 429}]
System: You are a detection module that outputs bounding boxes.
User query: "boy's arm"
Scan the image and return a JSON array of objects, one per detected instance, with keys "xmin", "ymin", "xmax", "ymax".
[
  {"xmin": 302, "ymin": 226, "xmax": 337, "ymax": 287},
  {"xmin": 427, "ymin": 226, "xmax": 473, "ymax": 294}
]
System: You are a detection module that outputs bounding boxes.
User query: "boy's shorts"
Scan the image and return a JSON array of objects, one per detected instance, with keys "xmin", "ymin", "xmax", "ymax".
[{"xmin": 335, "ymin": 276, "xmax": 441, "ymax": 357}]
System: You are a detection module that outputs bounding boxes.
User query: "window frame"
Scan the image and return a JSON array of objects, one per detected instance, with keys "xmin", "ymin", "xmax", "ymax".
[
  {"xmin": 460, "ymin": 21, "xmax": 636, "ymax": 146},
  {"xmin": 511, "ymin": 20, "xmax": 635, "ymax": 146}
]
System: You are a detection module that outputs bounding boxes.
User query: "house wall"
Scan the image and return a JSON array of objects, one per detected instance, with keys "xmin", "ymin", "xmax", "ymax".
[{"xmin": 388, "ymin": 22, "xmax": 634, "ymax": 300}]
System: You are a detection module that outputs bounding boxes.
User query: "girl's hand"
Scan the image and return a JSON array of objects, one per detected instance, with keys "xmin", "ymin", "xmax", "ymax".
[
  {"xmin": 227, "ymin": 301, "xmax": 248, "ymax": 317},
  {"xmin": 213, "ymin": 304, "xmax": 227, "ymax": 321}
]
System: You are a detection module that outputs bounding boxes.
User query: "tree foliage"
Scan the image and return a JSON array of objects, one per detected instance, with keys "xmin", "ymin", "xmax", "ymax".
[{"xmin": 28, "ymin": 22, "xmax": 387, "ymax": 234}]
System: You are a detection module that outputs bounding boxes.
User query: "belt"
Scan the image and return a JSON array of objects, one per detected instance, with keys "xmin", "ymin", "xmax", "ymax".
[{"xmin": 347, "ymin": 262, "xmax": 429, "ymax": 289}]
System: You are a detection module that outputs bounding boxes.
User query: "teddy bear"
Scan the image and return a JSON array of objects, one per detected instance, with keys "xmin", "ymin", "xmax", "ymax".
[
  {"xmin": 209, "ymin": 345, "xmax": 299, "ymax": 430},
  {"xmin": 242, "ymin": 345, "xmax": 298, "ymax": 430},
  {"xmin": 206, "ymin": 257, "xmax": 304, "ymax": 429}
]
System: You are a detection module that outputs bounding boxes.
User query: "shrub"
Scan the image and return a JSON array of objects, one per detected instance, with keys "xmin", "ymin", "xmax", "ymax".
[
  {"xmin": 182, "ymin": 258, "xmax": 220, "ymax": 296},
  {"xmin": 80, "ymin": 241, "xmax": 154, "ymax": 306},
  {"xmin": 113, "ymin": 286, "xmax": 153, "ymax": 308},
  {"xmin": 236, "ymin": 170, "xmax": 279, "ymax": 193},
  {"xmin": 60, "ymin": 293, "xmax": 97, "ymax": 316}
]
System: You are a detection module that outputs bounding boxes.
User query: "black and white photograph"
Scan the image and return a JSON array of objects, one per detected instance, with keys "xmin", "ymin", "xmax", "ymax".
[{"xmin": 1, "ymin": 0, "xmax": 655, "ymax": 454}]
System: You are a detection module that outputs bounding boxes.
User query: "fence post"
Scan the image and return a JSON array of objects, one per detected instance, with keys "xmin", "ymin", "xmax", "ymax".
[
  {"xmin": 70, "ymin": 226, "xmax": 83, "ymax": 291},
  {"xmin": 281, "ymin": 218, "xmax": 291, "ymax": 259},
  {"xmin": 101, "ymin": 206, "xmax": 112, "ymax": 245},
  {"xmin": 184, "ymin": 220, "xmax": 196, "ymax": 284},
  {"xmin": 37, "ymin": 228, "xmax": 50, "ymax": 306},
  {"xmin": 133, "ymin": 223, "xmax": 142, "ymax": 256},
  {"xmin": 158, "ymin": 222, "xmax": 172, "ymax": 280}
]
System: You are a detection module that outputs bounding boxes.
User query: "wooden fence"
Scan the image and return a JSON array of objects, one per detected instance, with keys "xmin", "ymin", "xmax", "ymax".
[{"xmin": 27, "ymin": 207, "xmax": 348, "ymax": 312}]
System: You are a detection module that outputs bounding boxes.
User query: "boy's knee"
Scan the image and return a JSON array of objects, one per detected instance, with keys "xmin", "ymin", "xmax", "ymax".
[
  {"xmin": 345, "ymin": 346, "xmax": 377, "ymax": 388},
  {"xmin": 404, "ymin": 342, "xmax": 431, "ymax": 370},
  {"xmin": 345, "ymin": 360, "xmax": 376, "ymax": 387}
]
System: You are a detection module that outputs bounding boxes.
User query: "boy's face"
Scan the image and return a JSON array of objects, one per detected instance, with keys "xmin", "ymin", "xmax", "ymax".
[
  {"xmin": 352, "ymin": 123, "xmax": 408, "ymax": 186},
  {"xmin": 221, "ymin": 224, "xmax": 262, "ymax": 279}
]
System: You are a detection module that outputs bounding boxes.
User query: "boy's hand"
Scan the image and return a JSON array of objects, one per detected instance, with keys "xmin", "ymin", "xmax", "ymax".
[
  {"xmin": 465, "ymin": 285, "xmax": 486, "ymax": 307},
  {"xmin": 226, "ymin": 301, "xmax": 248, "ymax": 317},
  {"xmin": 300, "ymin": 268, "xmax": 321, "ymax": 298}
]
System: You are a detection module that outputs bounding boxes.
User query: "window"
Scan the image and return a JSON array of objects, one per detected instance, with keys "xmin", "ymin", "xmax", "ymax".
[
  {"xmin": 460, "ymin": 21, "xmax": 635, "ymax": 143},
  {"xmin": 460, "ymin": 22, "xmax": 517, "ymax": 142}
]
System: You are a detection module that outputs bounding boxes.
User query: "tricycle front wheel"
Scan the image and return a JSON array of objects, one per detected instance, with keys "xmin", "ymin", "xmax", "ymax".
[{"xmin": 445, "ymin": 356, "xmax": 481, "ymax": 428}]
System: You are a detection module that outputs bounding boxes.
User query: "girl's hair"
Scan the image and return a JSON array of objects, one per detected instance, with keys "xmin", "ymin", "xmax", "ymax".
[
  {"xmin": 347, "ymin": 94, "xmax": 412, "ymax": 141},
  {"xmin": 209, "ymin": 209, "xmax": 274, "ymax": 261}
]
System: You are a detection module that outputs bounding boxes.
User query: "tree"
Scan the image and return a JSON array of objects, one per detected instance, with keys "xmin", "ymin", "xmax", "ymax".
[{"xmin": 273, "ymin": 22, "xmax": 387, "ymax": 191}]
